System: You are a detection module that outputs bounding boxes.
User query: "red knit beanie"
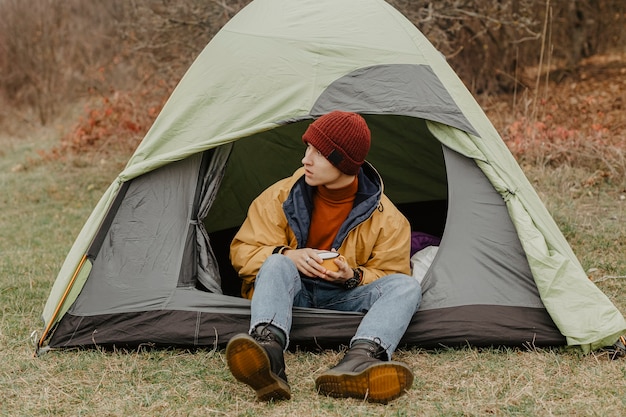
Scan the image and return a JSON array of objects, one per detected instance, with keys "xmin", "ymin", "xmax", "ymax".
[{"xmin": 302, "ymin": 111, "xmax": 371, "ymax": 175}]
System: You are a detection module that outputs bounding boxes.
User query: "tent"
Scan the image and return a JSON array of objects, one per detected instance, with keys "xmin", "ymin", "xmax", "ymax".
[{"xmin": 36, "ymin": 0, "xmax": 626, "ymax": 354}]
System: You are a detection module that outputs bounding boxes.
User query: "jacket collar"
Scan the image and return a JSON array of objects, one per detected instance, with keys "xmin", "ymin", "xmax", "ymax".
[{"xmin": 283, "ymin": 161, "xmax": 383, "ymax": 248}]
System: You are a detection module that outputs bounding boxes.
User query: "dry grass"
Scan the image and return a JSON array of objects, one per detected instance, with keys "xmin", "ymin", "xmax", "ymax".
[{"xmin": 3, "ymin": 344, "xmax": 625, "ymax": 417}]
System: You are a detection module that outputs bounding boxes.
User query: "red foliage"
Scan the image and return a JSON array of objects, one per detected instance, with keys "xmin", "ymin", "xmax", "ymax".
[
  {"xmin": 496, "ymin": 54, "xmax": 626, "ymax": 182},
  {"xmin": 40, "ymin": 84, "xmax": 171, "ymax": 161}
]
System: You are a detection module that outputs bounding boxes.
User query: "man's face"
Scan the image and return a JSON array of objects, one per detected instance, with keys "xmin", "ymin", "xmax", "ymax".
[{"xmin": 301, "ymin": 143, "xmax": 347, "ymax": 189}]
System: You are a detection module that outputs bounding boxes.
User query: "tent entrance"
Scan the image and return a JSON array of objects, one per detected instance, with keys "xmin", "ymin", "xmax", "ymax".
[{"xmin": 205, "ymin": 115, "xmax": 449, "ymax": 296}]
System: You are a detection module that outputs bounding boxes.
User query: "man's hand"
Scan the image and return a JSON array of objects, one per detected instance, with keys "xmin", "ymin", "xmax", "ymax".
[{"xmin": 283, "ymin": 248, "xmax": 352, "ymax": 283}]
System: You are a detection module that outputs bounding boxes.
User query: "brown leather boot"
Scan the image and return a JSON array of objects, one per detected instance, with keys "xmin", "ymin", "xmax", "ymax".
[
  {"xmin": 226, "ymin": 326, "xmax": 291, "ymax": 401},
  {"xmin": 315, "ymin": 340, "xmax": 413, "ymax": 403}
]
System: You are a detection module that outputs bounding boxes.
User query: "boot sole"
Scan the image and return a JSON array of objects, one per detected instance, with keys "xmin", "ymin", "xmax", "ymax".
[
  {"xmin": 225, "ymin": 334, "xmax": 291, "ymax": 401},
  {"xmin": 315, "ymin": 361, "xmax": 413, "ymax": 404}
]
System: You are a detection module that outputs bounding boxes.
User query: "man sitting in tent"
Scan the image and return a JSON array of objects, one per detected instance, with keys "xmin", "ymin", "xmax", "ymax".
[{"xmin": 225, "ymin": 111, "xmax": 421, "ymax": 403}]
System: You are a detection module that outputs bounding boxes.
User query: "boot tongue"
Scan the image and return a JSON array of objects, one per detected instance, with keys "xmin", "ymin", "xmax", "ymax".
[
  {"xmin": 330, "ymin": 341, "xmax": 386, "ymax": 374},
  {"xmin": 350, "ymin": 340, "xmax": 386, "ymax": 360}
]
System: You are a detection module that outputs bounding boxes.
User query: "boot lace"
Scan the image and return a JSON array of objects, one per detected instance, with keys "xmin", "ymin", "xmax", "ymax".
[{"xmin": 252, "ymin": 323, "xmax": 279, "ymax": 345}]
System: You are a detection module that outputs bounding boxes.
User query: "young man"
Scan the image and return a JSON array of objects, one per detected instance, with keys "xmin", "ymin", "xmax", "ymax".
[{"xmin": 226, "ymin": 111, "xmax": 421, "ymax": 403}]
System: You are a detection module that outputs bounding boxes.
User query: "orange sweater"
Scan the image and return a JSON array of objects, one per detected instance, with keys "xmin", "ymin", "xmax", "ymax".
[{"xmin": 306, "ymin": 177, "xmax": 358, "ymax": 250}]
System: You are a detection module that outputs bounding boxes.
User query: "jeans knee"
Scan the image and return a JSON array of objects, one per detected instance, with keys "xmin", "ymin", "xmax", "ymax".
[
  {"xmin": 387, "ymin": 274, "xmax": 422, "ymax": 305},
  {"xmin": 258, "ymin": 254, "xmax": 294, "ymax": 276},
  {"xmin": 408, "ymin": 277, "xmax": 422, "ymax": 305},
  {"xmin": 256, "ymin": 254, "xmax": 300, "ymax": 287}
]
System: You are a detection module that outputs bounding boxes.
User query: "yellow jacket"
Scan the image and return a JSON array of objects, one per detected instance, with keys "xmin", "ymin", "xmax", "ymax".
[{"xmin": 230, "ymin": 162, "xmax": 411, "ymax": 299}]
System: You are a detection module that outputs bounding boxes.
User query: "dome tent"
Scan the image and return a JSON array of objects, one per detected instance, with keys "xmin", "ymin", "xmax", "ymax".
[{"xmin": 37, "ymin": 0, "xmax": 626, "ymax": 354}]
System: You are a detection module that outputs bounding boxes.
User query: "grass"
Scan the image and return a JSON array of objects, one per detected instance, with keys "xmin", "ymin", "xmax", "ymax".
[{"xmin": 1, "ymin": 126, "xmax": 625, "ymax": 417}]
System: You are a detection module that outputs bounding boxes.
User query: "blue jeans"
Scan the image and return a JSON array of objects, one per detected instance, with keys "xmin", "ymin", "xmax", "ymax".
[{"xmin": 250, "ymin": 254, "xmax": 422, "ymax": 360}]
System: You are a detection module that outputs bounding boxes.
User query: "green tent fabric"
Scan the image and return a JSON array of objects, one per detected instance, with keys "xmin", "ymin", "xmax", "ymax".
[{"xmin": 38, "ymin": 0, "xmax": 625, "ymax": 354}]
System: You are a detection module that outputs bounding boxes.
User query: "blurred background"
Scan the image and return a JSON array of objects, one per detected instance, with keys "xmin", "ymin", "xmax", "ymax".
[{"xmin": 0, "ymin": 0, "xmax": 624, "ymax": 166}]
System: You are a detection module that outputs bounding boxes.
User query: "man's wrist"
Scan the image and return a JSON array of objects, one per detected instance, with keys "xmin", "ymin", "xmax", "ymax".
[
  {"xmin": 272, "ymin": 246, "xmax": 291, "ymax": 255},
  {"xmin": 344, "ymin": 268, "xmax": 363, "ymax": 289}
]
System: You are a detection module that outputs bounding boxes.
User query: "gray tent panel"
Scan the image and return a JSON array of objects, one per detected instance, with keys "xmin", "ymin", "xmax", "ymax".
[
  {"xmin": 421, "ymin": 147, "xmax": 543, "ymax": 310},
  {"xmin": 311, "ymin": 64, "xmax": 478, "ymax": 136},
  {"xmin": 71, "ymin": 154, "xmax": 203, "ymax": 314}
]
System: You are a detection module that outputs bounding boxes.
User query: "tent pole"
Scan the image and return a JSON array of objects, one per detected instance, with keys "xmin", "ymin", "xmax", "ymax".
[{"xmin": 37, "ymin": 254, "xmax": 88, "ymax": 350}]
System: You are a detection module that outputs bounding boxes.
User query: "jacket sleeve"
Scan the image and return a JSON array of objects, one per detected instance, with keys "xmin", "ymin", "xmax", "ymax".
[
  {"xmin": 351, "ymin": 198, "xmax": 412, "ymax": 285},
  {"xmin": 230, "ymin": 183, "xmax": 296, "ymax": 299}
]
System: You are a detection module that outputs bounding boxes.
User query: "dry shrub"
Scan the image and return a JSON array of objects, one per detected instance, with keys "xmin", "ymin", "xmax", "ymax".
[
  {"xmin": 392, "ymin": 0, "xmax": 626, "ymax": 93},
  {"xmin": 392, "ymin": 0, "xmax": 543, "ymax": 93},
  {"xmin": 27, "ymin": 0, "xmax": 250, "ymax": 160},
  {"xmin": 489, "ymin": 53, "xmax": 626, "ymax": 184},
  {"xmin": 0, "ymin": 0, "xmax": 249, "ymax": 126},
  {"xmin": 39, "ymin": 87, "xmax": 169, "ymax": 161},
  {"xmin": 0, "ymin": 0, "xmax": 122, "ymax": 125},
  {"xmin": 505, "ymin": 115, "xmax": 625, "ymax": 184}
]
